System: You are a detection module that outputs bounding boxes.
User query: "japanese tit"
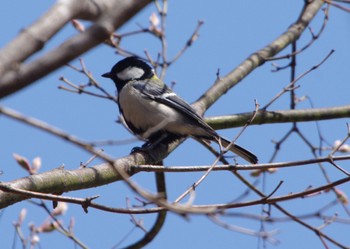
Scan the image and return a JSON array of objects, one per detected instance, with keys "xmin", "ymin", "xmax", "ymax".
[{"xmin": 102, "ymin": 57, "xmax": 257, "ymax": 164}]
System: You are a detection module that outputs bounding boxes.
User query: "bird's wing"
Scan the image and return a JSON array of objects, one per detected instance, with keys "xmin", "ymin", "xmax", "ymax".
[{"xmin": 132, "ymin": 80, "xmax": 217, "ymax": 137}]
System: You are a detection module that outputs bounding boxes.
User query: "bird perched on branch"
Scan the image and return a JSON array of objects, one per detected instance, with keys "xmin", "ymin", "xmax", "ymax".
[{"xmin": 102, "ymin": 57, "xmax": 257, "ymax": 164}]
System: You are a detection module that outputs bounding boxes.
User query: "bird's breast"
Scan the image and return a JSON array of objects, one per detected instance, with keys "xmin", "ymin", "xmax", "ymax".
[{"xmin": 118, "ymin": 83, "xmax": 208, "ymax": 139}]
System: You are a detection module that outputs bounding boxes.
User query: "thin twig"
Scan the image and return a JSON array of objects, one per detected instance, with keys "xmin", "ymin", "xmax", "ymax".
[
  {"xmin": 30, "ymin": 200, "xmax": 88, "ymax": 249},
  {"xmin": 324, "ymin": 0, "xmax": 350, "ymax": 12},
  {"xmin": 208, "ymin": 214, "xmax": 279, "ymax": 244},
  {"xmin": 267, "ymin": 5, "xmax": 330, "ymax": 62},
  {"xmin": 122, "ymin": 171, "xmax": 167, "ymax": 249},
  {"xmin": 327, "ymin": 123, "xmax": 350, "ymax": 176},
  {"xmin": 262, "ymin": 50, "xmax": 334, "ymax": 110},
  {"xmin": 130, "ymin": 155, "xmax": 350, "ymax": 173},
  {"xmin": 0, "ymin": 105, "xmax": 115, "ymax": 163}
]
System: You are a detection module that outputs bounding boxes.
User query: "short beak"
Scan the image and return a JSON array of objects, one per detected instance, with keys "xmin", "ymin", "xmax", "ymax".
[{"xmin": 102, "ymin": 72, "xmax": 112, "ymax": 78}]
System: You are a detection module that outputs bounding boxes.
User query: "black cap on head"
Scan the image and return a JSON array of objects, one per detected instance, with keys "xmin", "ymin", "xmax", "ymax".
[{"xmin": 101, "ymin": 56, "xmax": 153, "ymax": 80}]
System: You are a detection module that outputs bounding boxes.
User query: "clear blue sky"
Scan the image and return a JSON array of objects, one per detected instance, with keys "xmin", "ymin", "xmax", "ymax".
[{"xmin": 1, "ymin": 1, "xmax": 350, "ymax": 248}]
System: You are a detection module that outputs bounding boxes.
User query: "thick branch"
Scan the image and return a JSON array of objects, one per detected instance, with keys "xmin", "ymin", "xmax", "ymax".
[
  {"xmin": 0, "ymin": 156, "xmax": 133, "ymax": 209},
  {"xmin": 0, "ymin": 136, "xmax": 180, "ymax": 209},
  {"xmin": 0, "ymin": 163, "xmax": 113, "ymax": 209},
  {"xmin": 0, "ymin": 0, "xmax": 152, "ymax": 99},
  {"xmin": 206, "ymin": 105, "xmax": 350, "ymax": 130},
  {"xmin": 0, "ymin": 0, "xmax": 102, "ymax": 76},
  {"xmin": 3, "ymin": 153, "xmax": 350, "ymax": 210}
]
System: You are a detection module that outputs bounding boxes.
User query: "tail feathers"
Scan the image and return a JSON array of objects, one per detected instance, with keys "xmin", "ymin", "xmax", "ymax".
[{"xmin": 219, "ymin": 137, "xmax": 258, "ymax": 164}]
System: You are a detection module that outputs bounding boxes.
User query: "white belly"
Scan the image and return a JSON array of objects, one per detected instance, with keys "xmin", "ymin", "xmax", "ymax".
[{"xmin": 119, "ymin": 84, "xmax": 197, "ymax": 138}]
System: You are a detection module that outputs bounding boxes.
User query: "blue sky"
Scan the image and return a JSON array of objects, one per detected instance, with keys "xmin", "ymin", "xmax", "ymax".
[{"xmin": 1, "ymin": 1, "xmax": 350, "ymax": 248}]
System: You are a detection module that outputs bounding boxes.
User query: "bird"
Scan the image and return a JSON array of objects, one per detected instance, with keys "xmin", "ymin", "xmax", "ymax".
[{"xmin": 102, "ymin": 56, "xmax": 258, "ymax": 164}]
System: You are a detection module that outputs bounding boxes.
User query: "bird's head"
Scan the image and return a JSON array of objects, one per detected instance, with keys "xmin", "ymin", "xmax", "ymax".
[{"xmin": 102, "ymin": 57, "xmax": 154, "ymax": 88}]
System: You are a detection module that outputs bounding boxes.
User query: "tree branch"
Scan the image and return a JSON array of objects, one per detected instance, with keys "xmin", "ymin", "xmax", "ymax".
[
  {"xmin": 1, "ymin": 170, "xmax": 349, "ymax": 216},
  {"xmin": 122, "ymin": 172, "xmax": 167, "ymax": 249},
  {"xmin": 193, "ymin": 0, "xmax": 324, "ymax": 114},
  {"xmin": 0, "ymin": 0, "xmax": 152, "ymax": 99},
  {"xmin": 0, "ymin": 138, "xmax": 178, "ymax": 209},
  {"xmin": 129, "ymin": 155, "xmax": 350, "ymax": 173},
  {"xmin": 206, "ymin": 105, "xmax": 350, "ymax": 130}
]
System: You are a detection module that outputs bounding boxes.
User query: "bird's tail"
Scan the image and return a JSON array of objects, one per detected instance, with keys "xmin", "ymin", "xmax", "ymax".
[{"xmin": 219, "ymin": 137, "xmax": 258, "ymax": 164}]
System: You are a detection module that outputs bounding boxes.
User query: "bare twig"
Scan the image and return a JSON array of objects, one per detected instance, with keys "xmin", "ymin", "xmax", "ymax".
[
  {"xmin": 262, "ymin": 50, "xmax": 334, "ymax": 110},
  {"xmin": 327, "ymin": 123, "xmax": 350, "ymax": 176},
  {"xmin": 122, "ymin": 171, "xmax": 167, "ymax": 249},
  {"xmin": 0, "ymin": 105, "xmax": 114, "ymax": 162},
  {"xmin": 130, "ymin": 155, "xmax": 350, "ymax": 173},
  {"xmin": 324, "ymin": 0, "xmax": 350, "ymax": 12},
  {"xmin": 208, "ymin": 214, "xmax": 279, "ymax": 243},
  {"xmin": 223, "ymin": 100, "xmax": 259, "ymax": 153},
  {"xmin": 173, "ymin": 154, "xmax": 221, "ymax": 204},
  {"xmin": 60, "ymin": 59, "xmax": 117, "ymax": 102},
  {"xmin": 167, "ymin": 20, "xmax": 204, "ymax": 65},
  {"xmin": 30, "ymin": 200, "xmax": 88, "ymax": 249},
  {"xmin": 268, "ymin": 5, "xmax": 330, "ymax": 62},
  {"xmin": 80, "ymin": 149, "xmax": 104, "ymax": 168}
]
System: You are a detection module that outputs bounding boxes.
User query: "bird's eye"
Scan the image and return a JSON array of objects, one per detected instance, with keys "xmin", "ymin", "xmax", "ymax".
[{"xmin": 117, "ymin": 66, "xmax": 145, "ymax": 81}]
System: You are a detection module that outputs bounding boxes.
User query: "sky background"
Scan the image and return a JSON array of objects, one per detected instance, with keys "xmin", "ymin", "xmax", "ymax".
[{"xmin": 1, "ymin": 1, "xmax": 350, "ymax": 248}]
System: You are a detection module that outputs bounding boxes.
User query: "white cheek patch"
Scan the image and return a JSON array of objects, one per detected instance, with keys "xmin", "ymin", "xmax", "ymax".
[{"xmin": 117, "ymin": 66, "xmax": 145, "ymax": 81}]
